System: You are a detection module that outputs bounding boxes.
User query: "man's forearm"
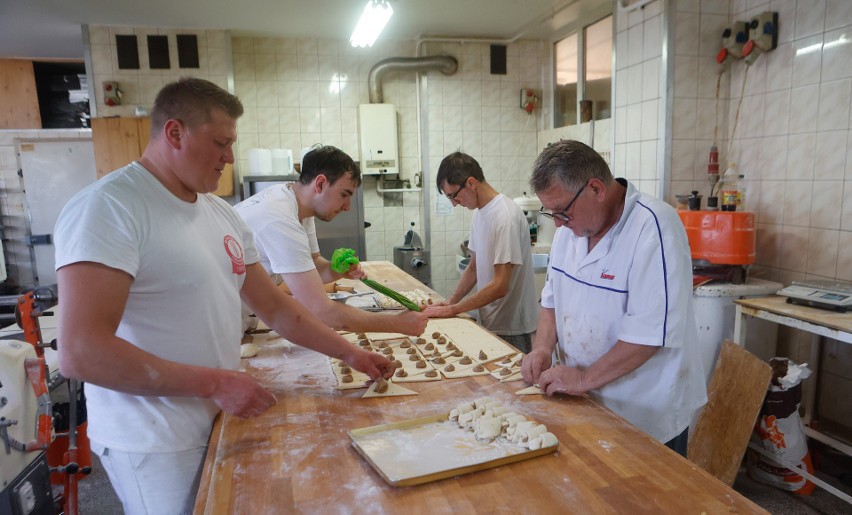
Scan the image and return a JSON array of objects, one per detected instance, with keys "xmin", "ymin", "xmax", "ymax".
[
  {"xmin": 531, "ymin": 307, "xmax": 558, "ymax": 354},
  {"xmin": 580, "ymin": 340, "xmax": 659, "ymax": 390}
]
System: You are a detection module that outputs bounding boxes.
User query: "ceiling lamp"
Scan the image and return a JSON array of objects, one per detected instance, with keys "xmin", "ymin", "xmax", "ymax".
[{"xmin": 350, "ymin": 0, "xmax": 393, "ymax": 48}]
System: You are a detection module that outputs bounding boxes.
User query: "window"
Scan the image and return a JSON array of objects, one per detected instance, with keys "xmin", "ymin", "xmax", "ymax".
[{"xmin": 554, "ymin": 14, "xmax": 612, "ymax": 128}]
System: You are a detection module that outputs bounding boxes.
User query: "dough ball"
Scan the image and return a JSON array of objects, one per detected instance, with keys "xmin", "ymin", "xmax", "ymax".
[
  {"xmin": 425, "ymin": 370, "xmax": 437, "ymax": 377},
  {"xmin": 341, "ymin": 374, "xmax": 353, "ymax": 383},
  {"xmin": 409, "ymin": 354, "xmax": 420, "ymax": 361},
  {"xmin": 340, "ymin": 366, "xmax": 351, "ymax": 375},
  {"xmin": 459, "ymin": 356, "xmax": 472, "ymax": 365},
  {"xmin": 433, "ymin": 357, "xmax": 445, "ymax": 365},
  {"xmin": 437, "ymin": 336, "xmax": 447, "ymax": 344},
  {"xmin": 378, "ymin": 342, "xmax": 389, "ymax": 349},
  {"xmin": 240, "ymin": 343, "xmax": 259, "ymax": 358},
  {"xmin": 444, "ymin": 364, "xmax": 455, "ymax": 372},
  {"xmin": 452, "ymin": 350, "xmax": 463, "ymax": 357},
  {"xmin": 501, "ymin": 355, "xmax": 512, "ymax": 364},
  {"xmin": 425, "ymin": 343, "xmax": 435, "ymax": 351},
  {"xmin": 358, "ymin": 339, "xmax": 370, "ymax": 347},
  {"xmin": 382, "ymin": 347, "xmax": 393, "ymax": 355},
  {"xmin": 446, "ymin": 342, "xmax": 456, "ymax": 350},
  {"xmin": 500, "ymin": 367, "xmax": 512, "ymax": 376},
  {"xmin": 417, "ymin": 338, "xmax": 427, "ymax": 345},
  {"xmin": 406, "ymin": 348, "xmax": 417, "ymax": 354},
  {"xmin": 400, "ymin": 341, "xmax": 411, "ymax": 348},
  {"xmin": 478, "ymin": 350, "xmax": 488, "ymax": 360},
  {"xmin": 431, "ymin": 332, "xmax": 441, "ymax": 339},
  {"xmin": 449, "ymin": 408, "xmax": 460, "ymax": 421},
  {"xmin": 396, "ymin": 369, "xmax": 408, "ymax": 378},
  {"xmin": 393, "ymin": 360, "xmax": 403, "ymax": 368},
  {"xmin": 375, "ymin": 379, "xmax": 389, "ymax": 393},
  {"xmin": 475, "ymin": 417, "xmax": 503, "ymax": 441},
  {"xmin": 416, "ymin": 360, "xmax": 427, "ymax": 369},
  {"xmin": 472, "ymin": 365, "xmax": 484, "ymax": 372}
]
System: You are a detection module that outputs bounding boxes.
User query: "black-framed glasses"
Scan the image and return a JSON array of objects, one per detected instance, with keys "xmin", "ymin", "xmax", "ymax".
[
  {"xmin": 540, "ymin": 183, "xmax": 586, "ymax": 222},
  {"xmin": 445, "ymin": 183, "xmax": 465, "ymax": 201}
]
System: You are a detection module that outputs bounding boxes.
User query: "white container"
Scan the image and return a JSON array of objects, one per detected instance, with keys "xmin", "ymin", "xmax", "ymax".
[
  {"xmin": 692, "ymin": 278, "xmax": 782, "ymax": 385},
  {"xmin": 247, "ymin": 148, "xmax": 273, "ymax": 176},
  {"xmin": 271, "ymin": 148, "xmax": 293, "ymax": 174}
]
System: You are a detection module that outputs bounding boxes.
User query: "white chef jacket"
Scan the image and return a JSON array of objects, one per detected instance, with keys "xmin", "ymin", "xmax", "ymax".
[{"xmin": 541, "ymin": 179, "xmax": 707, "ymax": 442}]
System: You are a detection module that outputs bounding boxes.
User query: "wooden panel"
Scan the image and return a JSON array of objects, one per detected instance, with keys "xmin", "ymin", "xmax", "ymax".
[
  {"xmin": 689, "ymin": 340, "xmax": 772, "ymax": 486},
  {"xmin": 0, "ymin": 59, "xmax": 41, "ymax": 129},
  {"xmin": 194, "ymin": 262, "xmax": 767, "ymax": 514},
  {"xmin": 91, "ymin": 117, "xmax": 144, "ymax": 179},
  {"xmin": 91, "ymin": 116, "xmax": 232, "ymax": 196}
]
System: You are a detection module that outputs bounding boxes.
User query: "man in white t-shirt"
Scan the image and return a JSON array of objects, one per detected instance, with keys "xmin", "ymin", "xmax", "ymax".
[
  {"xmin": 234, "ymin": 146, "xmax": 427, "ymax": 337},
  {"xmin": 54, "ymin": 78, "xmax": 395, "ymax": 515},
  {"xmin": 520, "ymin": 140, "xmax": 707, "ymax": 457},
  {"xmin": 424, "ymin": 152, "xmax": 538, "ymax": 353}
]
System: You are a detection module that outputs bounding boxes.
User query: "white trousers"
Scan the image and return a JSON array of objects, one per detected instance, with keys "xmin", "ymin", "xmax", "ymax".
[{"xmin": 91, "ymin": 442, "xmax": 207, "ymax": 515}]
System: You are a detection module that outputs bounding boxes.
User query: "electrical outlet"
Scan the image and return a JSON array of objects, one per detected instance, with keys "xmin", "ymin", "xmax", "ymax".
[
  {"xmin": 102, "ymin": 81, "xmax": 122, "ymax": 107},
  {"xmin": 749, "ymin": 11, "xmax": 778, "ymax": 52},
  {"xmin": 716, "ymin": 21, "xmax": 749, "ymax": 65},
  {"xmin": 519, "ymin": 88, "xmax": 537, "ymax": 113}
]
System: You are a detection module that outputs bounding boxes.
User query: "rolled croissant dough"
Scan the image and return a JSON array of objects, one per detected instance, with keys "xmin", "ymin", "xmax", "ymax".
[{"xmin": 240, "ymin": 343, "xmax": 259, "ymax": 358}]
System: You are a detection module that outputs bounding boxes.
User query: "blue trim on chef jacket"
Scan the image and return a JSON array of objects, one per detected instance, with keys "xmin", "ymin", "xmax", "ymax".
[
  {"xmin": 636, "ymin": 200, "xmax": 669, "ymax": 347},
  {"xmin": 551, "ymin": 266, "xmax": 628, "ymax": 294}
]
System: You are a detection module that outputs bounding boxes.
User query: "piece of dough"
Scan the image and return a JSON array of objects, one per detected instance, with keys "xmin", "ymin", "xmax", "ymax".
[
  {"xmin": 528, "ymin": 432, "xmax": 559, "ymax": 450},
  {"xmin": 516, "ymin": 385, "xmax": 545, "ymax": 395},
  {"xmin": 361, "ymin": 380, "xmax": 418, "ymax": 398},
  {"xmin": 474, "ymin": 417, "xmax": 503, "ymax": 441},
  {"xmin": 240, "ymin": 343, "xmax": 259, "ymax": 358}
]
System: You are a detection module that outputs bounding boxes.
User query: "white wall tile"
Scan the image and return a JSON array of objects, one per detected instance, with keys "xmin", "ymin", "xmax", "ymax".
[
  {"xmin": 806, "ymin": 227, "xmax": 839, "ymax": 276},
  {"xmin": 817, "ymin": 79, "xmax": 852, "ymax": 131},
  {"xmin": 791, "ymin": 34, "xmax": 824, "ymax": 87},
  {"xmin": 795, "ymin": 0, "xmax": 827, "ymax": 40}
]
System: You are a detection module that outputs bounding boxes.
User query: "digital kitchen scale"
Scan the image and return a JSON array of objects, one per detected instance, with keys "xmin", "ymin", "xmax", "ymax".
[{"xmin": 777, "ymin": 280, "xmax": 852, "ymax": 312}]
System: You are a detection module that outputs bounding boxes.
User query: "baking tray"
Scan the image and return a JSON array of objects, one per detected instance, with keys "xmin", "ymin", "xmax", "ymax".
[{"xmin": 349, "ymin": 413, "xmax": 558, "ymax": 487}]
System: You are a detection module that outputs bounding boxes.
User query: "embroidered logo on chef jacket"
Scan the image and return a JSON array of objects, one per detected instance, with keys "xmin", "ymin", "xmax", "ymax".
[
  {"xmin": 600, "ymin": 268, "xmax": 615, "ymax": 280},
  {"xmin": 223, "ymin": 235, "xmax": 246, "ymax": 275}
]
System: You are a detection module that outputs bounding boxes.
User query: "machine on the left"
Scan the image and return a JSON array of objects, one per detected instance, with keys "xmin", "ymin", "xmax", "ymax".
[{"xmin": 0, "ymin": 285, "xmax": 91, "ymax": 515}]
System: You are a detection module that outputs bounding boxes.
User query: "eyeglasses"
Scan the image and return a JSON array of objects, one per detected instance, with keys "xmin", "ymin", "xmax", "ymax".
[
  {"xmin": 540, "ymin": 183, "xmax": 586, "ymax": 222},
  {"xmin": 445, "ymin": 183, "xmax": 465, "ymax": 202}
]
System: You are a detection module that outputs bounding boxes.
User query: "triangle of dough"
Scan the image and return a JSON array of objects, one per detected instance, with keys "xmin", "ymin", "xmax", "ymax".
[
  {"xmin": 516, "ymin": 385, "xmax": 545, "ymax": 395},
  {"xmin": 361, "ymin": 380, "xmax": 418, "ymax": 398}
]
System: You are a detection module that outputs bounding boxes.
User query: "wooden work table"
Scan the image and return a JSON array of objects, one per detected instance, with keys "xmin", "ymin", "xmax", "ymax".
[{"xmin": 194, "ymin": 261, "xmax": 765, "ymax": 514}]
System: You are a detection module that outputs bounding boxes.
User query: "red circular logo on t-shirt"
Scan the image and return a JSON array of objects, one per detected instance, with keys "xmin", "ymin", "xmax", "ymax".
[{"xmin": 224, "ymin": 235, "xmax": 246, "ymax": 275}]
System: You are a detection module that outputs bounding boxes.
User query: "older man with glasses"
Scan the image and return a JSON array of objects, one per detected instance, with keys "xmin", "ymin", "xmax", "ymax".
[
  {"xmin": 520, "ymin": 140, "xmax": 707, "ymax": 458},
  {"xmin": 424, "ymin": 152, "xmax": 538, "ymax": 354}
]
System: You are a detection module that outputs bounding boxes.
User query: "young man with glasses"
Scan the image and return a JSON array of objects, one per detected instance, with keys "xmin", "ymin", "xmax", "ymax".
[
  {"xmin": 424, "ymin": 152, "xmax": 538, "ymax": 353},
  {"xmin": 520, "ymin": 140, "xmax": 707, "ymax": 457}
]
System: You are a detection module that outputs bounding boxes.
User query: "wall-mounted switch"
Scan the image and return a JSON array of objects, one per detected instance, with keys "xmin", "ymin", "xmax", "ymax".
[{"xmin": 716, "ymin": 21, "xmax": 749, "ymax": 65}]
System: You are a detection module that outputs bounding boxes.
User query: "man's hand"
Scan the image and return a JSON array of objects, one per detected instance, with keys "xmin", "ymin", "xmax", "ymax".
[
  {"xmin": 521, "ymin": 348, "xmax": 553, "ymax": 385},
  {"xmin": 393, "ymin": 310, "xmax": 429, "ymax": 336},
  {"xmin": 346, "ymin": 348, "xmax": 397, "ymax": 380},
  {"xmin": 423, "ymin": 304, "xmax": 456, "ymax": 318},
  {"xmin": 538, "ymin": 366, "xmax": 589, "ymax": 396},
  {"xmin": 342, "ymin": 263, "xmax": 367, "ymax": 280},
  {"xmin": 209, "ymin": 369, "xmax": 277, "ymax": 418}
]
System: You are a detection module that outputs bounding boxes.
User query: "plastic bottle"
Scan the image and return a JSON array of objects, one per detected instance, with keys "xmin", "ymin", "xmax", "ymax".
[{"xmin": 719, "ymin": 165, "xmax": 740, "ymax": 212}]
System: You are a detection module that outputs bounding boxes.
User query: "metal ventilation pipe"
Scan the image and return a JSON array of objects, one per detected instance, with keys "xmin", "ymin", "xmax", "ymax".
[{"xmin": 367, "ymin": 55, "xmax": 458, "ymax": 104}]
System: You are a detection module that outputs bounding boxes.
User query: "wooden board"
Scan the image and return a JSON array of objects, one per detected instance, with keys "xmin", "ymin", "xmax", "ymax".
[
  {"xmin": 735, "ymin": 295, "xmax": 852, "ymax": 334},
  {"xmin": 688, "ymin": 340, "xmax": 772, "ymax": 486},
  {"xmin": 0, "ymin": 59, "xmax": 41, "ymax": 129},
  {"xmin": 349, "ymin": 413, "xmax": 557, "ymax": 487}
]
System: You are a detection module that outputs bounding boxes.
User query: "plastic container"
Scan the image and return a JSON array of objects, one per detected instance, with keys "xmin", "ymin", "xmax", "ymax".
[{"xmin": 718, "ymin": 166, "xmax": 746, "ymax": 212}]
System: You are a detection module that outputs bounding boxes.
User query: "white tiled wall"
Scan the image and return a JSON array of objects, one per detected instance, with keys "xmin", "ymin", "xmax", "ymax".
[
  {"xmin": 87, "ymin": 25, "xmax": 230, "ymax": 117},
  {"xmin": 230, "ymin": 37, "xmax": 543, "ymax": 297},
  {"xmin": 614, "ymin": 0, "xmax": 665, "ymax": 196}
]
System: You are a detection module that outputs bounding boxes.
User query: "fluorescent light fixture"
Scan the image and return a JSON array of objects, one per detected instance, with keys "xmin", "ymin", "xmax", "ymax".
[{"xmin": 350, "ymin": 0, "xmax": 393, "ymax": 48}]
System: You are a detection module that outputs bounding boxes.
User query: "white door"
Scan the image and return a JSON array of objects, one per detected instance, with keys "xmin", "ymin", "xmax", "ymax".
[{"xmin": 18, "ymin": 139, "xmax": 97, "ymax": 286}]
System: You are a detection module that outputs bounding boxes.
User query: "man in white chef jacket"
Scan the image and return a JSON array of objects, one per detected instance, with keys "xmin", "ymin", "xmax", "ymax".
[{"xmin": 520, "ymin": 140, "xmax": 707, "ymax": 456}]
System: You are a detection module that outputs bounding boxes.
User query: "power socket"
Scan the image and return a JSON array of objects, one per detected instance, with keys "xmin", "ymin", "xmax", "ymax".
[
  {"xmin": 716, "ymin": 21, "xmax": 749, "ymax": 65},
  {"xmin": 519, "ymin": 88, "xmax": 537, "ymax": 114},
  {"xmin": 743, "ymin": 11, "xmax": 778, "ymax": 64},
  {"xmin": 749, "ymin": 11, "xmax": 779, "ymax": 52}
]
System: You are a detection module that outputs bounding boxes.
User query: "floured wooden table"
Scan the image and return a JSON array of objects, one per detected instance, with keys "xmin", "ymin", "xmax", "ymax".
[{"xmin": 194, "ymin": 261, "xmax": 766, "ymax": 514}]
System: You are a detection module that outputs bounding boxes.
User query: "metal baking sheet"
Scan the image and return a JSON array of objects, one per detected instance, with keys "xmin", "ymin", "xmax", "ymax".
[{"xmin": 349, "ymin": 413, "xmax": 558, "ymax": 487}]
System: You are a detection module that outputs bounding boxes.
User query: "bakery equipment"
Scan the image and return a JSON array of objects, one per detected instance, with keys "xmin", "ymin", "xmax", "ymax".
[
  {"xmin": 677, "ymin": 210, "xmax": 755, "ymax": 284},
  {"xmin": 512, "ymin": 192, "xmax": 554, "ymax": 246},
  {"xmin": 777, "ymin": 280, "xmax": 852, "ymax": 312},
  {"xmin": 1, "ymin": 286, "xmax": 91, "ymax": 515},
  {"xmin": 392, "ymin": 222, "xmax": 430, "ymax": 287}
]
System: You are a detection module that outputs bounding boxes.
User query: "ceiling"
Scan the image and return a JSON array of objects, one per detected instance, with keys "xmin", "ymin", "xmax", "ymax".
[{"xmin": 0, "ymin": 0, "xmax": 600, "ymax": 60}]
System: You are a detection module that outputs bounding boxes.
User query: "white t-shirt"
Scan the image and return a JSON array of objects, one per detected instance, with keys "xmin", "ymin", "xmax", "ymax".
[
  {"xmin": 468, "ymin": 193, "xmax": 538, "ymax": 335},
  {"xmin": 54, "ymin": 162, "xmax": 260, "ymax": 453},
  {"xmin": 541, "ymin": 179, "xmax": 707, "ymax": 443},
  {"xmin": 234, "ymin": 184, "xmax": 319, "ymax": 279}
]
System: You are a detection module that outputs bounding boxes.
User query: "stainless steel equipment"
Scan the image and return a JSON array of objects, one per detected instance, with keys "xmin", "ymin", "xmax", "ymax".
[
  {"xmin": 393, "ymin": 222, "xmax": 430, "ymax": 286},
  {"xmin": 242, "ymin": 175, "xmax": 367, "ymax": 260}
]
